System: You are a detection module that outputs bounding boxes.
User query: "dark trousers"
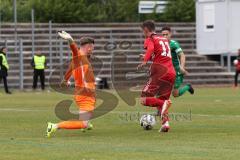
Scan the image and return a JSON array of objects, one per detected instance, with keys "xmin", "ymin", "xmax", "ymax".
[
  {"xmin": 0, "ymin": 76, "xmax": 9, "ymax": 93},
  {"xmin": 235, "ymin": 70, "xmax": 240, "ymax": 87},
  {"xmin": 33, "ymin": 69, "xmax": 45, "ymax": 90}
]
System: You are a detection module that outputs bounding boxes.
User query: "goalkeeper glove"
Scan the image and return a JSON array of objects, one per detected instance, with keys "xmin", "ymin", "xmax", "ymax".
[{"xmin": 58, "ymin": 31, "xmax": 74, "ymax": 42}]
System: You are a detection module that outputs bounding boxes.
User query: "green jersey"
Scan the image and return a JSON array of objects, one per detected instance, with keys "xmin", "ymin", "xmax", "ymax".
[{"xmin": 170, "ymin": 40, "xmax": 183, "ymax": 73}]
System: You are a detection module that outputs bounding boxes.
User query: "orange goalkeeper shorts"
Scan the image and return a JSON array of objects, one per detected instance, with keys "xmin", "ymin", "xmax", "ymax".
[{"xmin": 74, "ymin": 95, "xmax": 96, "ymax": 112}]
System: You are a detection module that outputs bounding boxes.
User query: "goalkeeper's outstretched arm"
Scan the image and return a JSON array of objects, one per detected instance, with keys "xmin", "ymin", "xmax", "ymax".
[
  {"xmin": 58, "ymin": 31, "xmax": 76, "ymax": 87},
  {"xmin": 58, "ymin": 31, "xmax": 80, "ymax": 58}
]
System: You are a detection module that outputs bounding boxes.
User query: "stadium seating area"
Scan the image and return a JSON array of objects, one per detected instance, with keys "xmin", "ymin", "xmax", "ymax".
[{"xmin": 0, "ymin": 23, "xmax": 234, "ymax": 89}]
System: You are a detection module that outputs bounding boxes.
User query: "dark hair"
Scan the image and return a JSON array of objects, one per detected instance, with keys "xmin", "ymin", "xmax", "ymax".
[
  {"xmin": 161, "ymin": 26, "xmax": 171, "ymax": 32},
  {"xmin": 141, "ymin": 20, "xmax": 156, "ymax": 32},
  {"xmin": 0, "ymin": 47, "xmax": 6, "ymax": 52},
  {"xmin": 80, "ymin": 37, "xmax": 94, "ymax": 46}
]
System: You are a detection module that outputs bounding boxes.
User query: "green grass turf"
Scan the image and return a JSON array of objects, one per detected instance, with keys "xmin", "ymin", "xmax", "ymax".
[{"xmin": 0, "ymin": 87, "xmax": 240, "ymax": 160}]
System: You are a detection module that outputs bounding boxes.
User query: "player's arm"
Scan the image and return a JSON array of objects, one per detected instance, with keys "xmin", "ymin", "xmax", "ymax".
[
  {"xmin": 137, "ymin": 40, "xmax": 154, "ymax": 70},
  {"xmin": 179, "ymin": 52, "xmax": 186, "ymax": 68},
  {"xmin": 60, "ymin": 62, "xmax": 72, "ymax": 88},
  {"xmin": 58, "ymin": 31, "xmax": 84, "ymax": 69},
  {"xmin": 58, "ymin": 31, "xmax": 81, "ymax": 86},
  {"xmin": 178, "ymin": 51, "xmax": 188, "ymax": 75},
  {"xmin": 58, "ymin": 31, "xmax": 79, "ymax": 58},
  {"xmin": 143, "ymin": 40, "xmax": 154, "ymax": 62},
  {"xmin": 175, "ymin": 42, "xmax": 188, "ymax": 75}
]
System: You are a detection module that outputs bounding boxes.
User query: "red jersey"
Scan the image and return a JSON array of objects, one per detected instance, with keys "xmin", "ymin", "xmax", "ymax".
[
  {"xmin": 143, "ymin": 34, "xmax": 175, "ymax": 74},
  {"xmin": 236, "ymin": 60, "xmax": 240, "ymax": 71}
]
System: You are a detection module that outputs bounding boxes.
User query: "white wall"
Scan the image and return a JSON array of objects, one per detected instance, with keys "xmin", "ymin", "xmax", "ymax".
[
  {"xmin": 229, "ymin": 0, "xmax": 240, "ymax": 52},
  {"xmin": 196, "ymin": 0, "xmax": 240, "ymax": 55}
]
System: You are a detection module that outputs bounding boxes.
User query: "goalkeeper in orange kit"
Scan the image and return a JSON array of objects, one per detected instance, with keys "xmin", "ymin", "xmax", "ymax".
[{"xmin": 46, "ymin": 31, "xmax": 96, "ymax": 138}]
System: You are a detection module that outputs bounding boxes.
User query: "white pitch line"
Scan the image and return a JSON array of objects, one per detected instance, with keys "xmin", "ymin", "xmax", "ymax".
[
  {"xmin": 0, "ymin": 108, "xmax": 240, "ymax": 119},
  {"xmin": 109, "ymin": 111, "xmax": 240, "ymax": 119},
  {"xmin": 0, "ymin": 108, "xmax": 47, "ymax": 112}
]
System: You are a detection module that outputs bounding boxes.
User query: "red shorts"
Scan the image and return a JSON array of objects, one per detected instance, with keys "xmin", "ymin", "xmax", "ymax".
[{"xmin": 141, "ymin": 65, "xmax": 176, "ymax": 100}]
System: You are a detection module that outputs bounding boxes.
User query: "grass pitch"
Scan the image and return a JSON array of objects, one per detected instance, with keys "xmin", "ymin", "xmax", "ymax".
[{"xmin": 0, "ymin": 87, "xmax": 240, "ymax": 160}]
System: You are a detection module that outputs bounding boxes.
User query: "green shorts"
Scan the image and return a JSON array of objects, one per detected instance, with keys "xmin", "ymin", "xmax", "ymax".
[{"xmin": 174, "ymin": 73, "xmax": 184, "ymax": 89}]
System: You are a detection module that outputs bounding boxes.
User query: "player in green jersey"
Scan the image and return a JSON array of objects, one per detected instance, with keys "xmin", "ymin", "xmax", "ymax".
[{"xmin": 161, "ymin": 26, "xmax": 194, "ymax": 97}]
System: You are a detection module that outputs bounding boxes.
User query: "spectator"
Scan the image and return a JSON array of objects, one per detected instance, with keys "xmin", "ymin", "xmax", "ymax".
[
  {"xmin": 234, "ymin": 49, "xmax": 240, "ymax": 87},
  {"xmin": 0, "ymin": 47, "xmax": 11, "ymax": 94},
  {"xmin": 31, "ymin": 51, "xmax": 46, "ymax": 90}
]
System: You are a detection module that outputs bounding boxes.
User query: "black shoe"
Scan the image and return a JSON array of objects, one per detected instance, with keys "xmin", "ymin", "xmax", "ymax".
[
  {"xmin": 187, "ymin": 84, "xmax": 194, "ymax": 95},
  {"xmin": 6, "ymin": 91, "xmax": 12, "ymax": 94}
]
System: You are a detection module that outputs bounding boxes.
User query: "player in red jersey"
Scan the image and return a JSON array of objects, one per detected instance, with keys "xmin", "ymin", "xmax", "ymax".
[
  {"xmin": 234, "ymin": 49, "xmax": 240, "ymax": 88},
  {"xmin": 138, "ymin": 20, "xmax": 176, "ymax": 132}
]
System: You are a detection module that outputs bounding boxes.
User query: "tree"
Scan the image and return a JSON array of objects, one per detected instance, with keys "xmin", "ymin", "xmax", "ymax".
[
  {"xmin": 161, "ymin": 0, "xmax": 195, "ymax": 22},
  {"xmin": 0, "ymin": 0, "xmax": 195, "ymax": 23}
]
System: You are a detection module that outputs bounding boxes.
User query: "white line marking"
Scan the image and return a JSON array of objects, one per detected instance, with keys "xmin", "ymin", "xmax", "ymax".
[{"xmin": 0, "ymin": 108, "xmax": 240, "ymax": 119}]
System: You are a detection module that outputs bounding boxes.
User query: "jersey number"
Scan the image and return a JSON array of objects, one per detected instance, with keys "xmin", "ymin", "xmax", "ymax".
[{"xmin": 159, "ymin": 41, "xmax": 171, "ymax": 58}]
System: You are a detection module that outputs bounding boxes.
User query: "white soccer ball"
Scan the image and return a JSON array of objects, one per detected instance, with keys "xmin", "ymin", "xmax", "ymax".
[
  {"xmin": 140, "ymin": 114, "xmax": 156, "ymax": 130},
  {"xmin": 233, "ymin": 59, "xmax": 238, "ymax": 65}
]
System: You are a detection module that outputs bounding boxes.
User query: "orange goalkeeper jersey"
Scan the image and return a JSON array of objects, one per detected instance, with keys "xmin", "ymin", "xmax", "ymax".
[{"xmin": 64, "ymin": 43, "xmax": 95, "ymax": 98}]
